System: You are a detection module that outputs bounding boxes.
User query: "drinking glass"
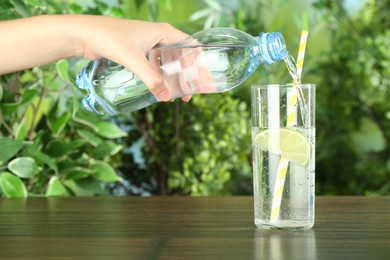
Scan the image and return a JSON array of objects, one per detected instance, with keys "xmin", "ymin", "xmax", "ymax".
[{"xmin": 251, "ymin": 84, "xmax": 315, "ymax": 230}]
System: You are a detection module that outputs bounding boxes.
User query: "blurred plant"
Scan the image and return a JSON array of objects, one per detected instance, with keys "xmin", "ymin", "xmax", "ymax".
[
  {"xmin": 313, "ymin": 0, "xmax": 390, "ymax": 195},
  {"xmin": 129, "ymin": 0, "xmax": 173, "ymax": 21},
  {"xmin": 189, "ymin": 0, "xmax": 234, "ymax": 28},
  {"xmin": 2, "ymin": 0, "xmax": 388, "ymax": 197},
  {"xmin": 0, "ymin": 0, "xmax": 126, "ymax": 197},
  {"xmin": 110, "ymin": 94, "xmax": 252, "ymax": 196}
]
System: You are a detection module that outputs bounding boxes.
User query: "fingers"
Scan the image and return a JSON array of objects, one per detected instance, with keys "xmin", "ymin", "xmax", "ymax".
[
  {"xmin": 182, "ymin": 95, "xmax": 192, "ymax": 102},
  {"xmin": 120, "ymin": 23, "xmax": 189, "ymax": 102},
  {"xmin": 132, "ymin": 57, "xmax": 172, "ymax": 101},
  {"xmin": 119, "ymin": 25, "xmax": 188, "ymax": 102},
  {"xmin": 99, "ymin": 20, "xmax": 190, "ymax": 103}
]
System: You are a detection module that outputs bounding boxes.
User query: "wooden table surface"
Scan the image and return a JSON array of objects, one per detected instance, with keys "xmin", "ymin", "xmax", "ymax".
[{"xmin": 0, "ymin": 196, "xmax": 389, "ymax": 259}]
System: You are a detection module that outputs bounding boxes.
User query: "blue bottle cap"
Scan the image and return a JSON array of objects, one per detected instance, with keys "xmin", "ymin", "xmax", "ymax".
[{"xmin": 259, "ymin": 32, "xmax": 289, "ymax": 65}]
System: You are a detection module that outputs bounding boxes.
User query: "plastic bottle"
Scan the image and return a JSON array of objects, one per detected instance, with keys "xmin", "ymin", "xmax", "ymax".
[{"xmin": 76, "ymin": 27, "xmax": 289, "ymax": 115}]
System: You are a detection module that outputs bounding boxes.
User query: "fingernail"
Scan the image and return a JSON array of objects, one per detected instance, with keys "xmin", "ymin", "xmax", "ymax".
[
  {"xmin": 157, "ymin": 89, "xmax": 172, "ymax": 101},
  {"xmin": 182, "ymin": 95, "xmax": 192, "ymax": 102}
]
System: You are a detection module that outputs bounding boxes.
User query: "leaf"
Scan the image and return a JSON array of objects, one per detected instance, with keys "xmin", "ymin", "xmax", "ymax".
[
  {"xmin": 65, "ymin": 168, "xmax": 92, "ymax": 180},
  {"xmin": 72, "ymin": 108, "xmax": 99, "ymax": 131},
  {"xmin": 33, "ymin": 151, "xmax": 58, "ymax": 173},
  {"xmin": 0, "ymin": 172, "xmax": 27, "ymax": 197},
  {"xmin": 205, "ymin": 15, "xmax": 215, "ymax": 29},
  {"xmin": 91, "ymin": 161, "xmax": 122, "ymax": 182},
  {"xmin": 24, "ymin": 97, "xmax": 51, "ymax": 130},
  {"xmin": 0, "ymin": 138, "xmax": 24, "ymax": 163},
  {"xmin": 63, "ymin": 178, "xmax": 106, "ymax": 196},
  {"xmin": 92, "ymin": 141, "xmax": 123, "ymax": 159},
  {"xmin": 45, "ymin": 176, "xmax": 68, "ymax": 197},
  {"xmin": 148, "ymin": 1, "xmax": 159, "ymax": 21},
  {"xmin": 189, "ymin": 9, "xmax": 212, "ymax": 21},
  {"xmin": 68, "ymin": 3, "xmax": 83, "ymax": 13},
  {"xmin": 11, "ymin": 0, "xmax": 30, "ymax": 17},
  {"xmin": 77, "ymin": 129, "xmax": 102, "ymax": 147},
  {"xmin": 19, "ymin": 135, "xmax": 41, "ymax": 155},
  {"xmin": 205, "ymin": 0, "xmax": 221, "ymax": 10},
  {"xmin": 14, "ymin": 118, "xmax": 29, "ymax": 141},
  {"xmin": 52, "ymin": 112, "xmax": 71, "ymax": 136},
  {"xmin": 56, "ymin": 59, "xmax": 69, "ymax": 82},
  {"xmin": 386, "ymin": 111, "xmax": 390, "ymax": 120},
  {"xmin": 46, "ymin": 140, "xmax": 71, "ymax": 158},
  {"xmin": 134, "ymin": 0, "xmax": 144, "ymax": 10},
  {"xmin": 56, "ymin": 158, "xmax": 77, "ymax": 173},
  {"xmin": 26, "ymin": 0, "xmax": 42, "ymax": 7},
  {"xmin": 20, "ymin": 88, "xmax": 39, "ymax": 105},
  {"xmin": 95, "ymin": 121, "xmax": 127, "ymax": 139},
  {"xmin": 0, "ymin": 103, "xmax": 19, "ymax": 116},
  {"xmin": 351, "ymin": 117, "xmax": 386, "ymax": 153},
  {"xmin": 0, "ymin": 82, "xmax": 3, "ymax": 101},
  {"xmin": 69, "ymin": 138, "xmax": 88, "ymax": 151},
  {"xmin": 160, "ymin": 0, "xmax": 172, "ymax": 11},
  {"xmin": 8, "ymin": 157, "xmax": 39, "ymax": 179}
]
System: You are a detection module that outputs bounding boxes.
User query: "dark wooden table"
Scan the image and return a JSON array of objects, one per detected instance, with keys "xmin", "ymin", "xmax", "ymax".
[{"xmin": 0, "ymin": 196, "xmax": 389, "ymax": 259}]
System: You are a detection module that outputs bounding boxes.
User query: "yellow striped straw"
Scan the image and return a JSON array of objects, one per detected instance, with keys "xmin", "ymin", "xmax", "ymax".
[
  {"xmin": 270, "ymin": 30, "xmax": 309, "ymax": 224},
  {"xmin": 270, "ymin": 91, "xmax": 299, "ymax": 222},
  {"xmin": 296, "ymin": 30, "xmax": 309, "ymax": 82}
]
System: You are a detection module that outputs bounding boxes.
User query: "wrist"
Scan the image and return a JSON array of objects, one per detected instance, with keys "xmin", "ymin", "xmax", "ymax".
[{"xmin": 50, "ymin": 14, "xmax": 87, "ymax": 59}]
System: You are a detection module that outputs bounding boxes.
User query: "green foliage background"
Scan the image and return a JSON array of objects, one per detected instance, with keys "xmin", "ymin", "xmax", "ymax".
[{"xmin": 0, "ymin": 0, "xmax": 389, "ymax": 197}]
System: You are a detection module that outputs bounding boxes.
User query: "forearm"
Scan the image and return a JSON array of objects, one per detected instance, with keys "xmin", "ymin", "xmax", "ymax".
[
  {"xmin": 0, "ymin": 14, "xmax": 189, "ymax": 101},
  {"xmin": 0, "ymin": 15, "xmax": 83, "ymax": 74}
]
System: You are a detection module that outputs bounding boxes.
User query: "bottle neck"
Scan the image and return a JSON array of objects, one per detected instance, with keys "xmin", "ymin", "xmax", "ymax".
[{"xmin": 258, "ymin": 32, "xmax": 289, "ymax": 65}]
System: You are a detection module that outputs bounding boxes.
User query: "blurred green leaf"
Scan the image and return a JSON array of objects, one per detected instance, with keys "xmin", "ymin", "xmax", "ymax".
[
  {"xmin": 148, "ymin": 0, "xmax": 159, "ymax": 21},
  {"xmin": 45, "ymin": 176, "xmax": 68, "ymax": 196},
  {"xmin": 0, "ymin": 138, "xmax": 24, "ymax": 163},
  {"xmin": 351, "ymin": 117, "xmax": 386, "ymax": 153},
  {"xmin": 386, "ymin": 111, "xmax": 390, "ymax": 120},
  {"xmin": 0, "ymin": 83, "xmax": 3, "ymax": 101},
  {"xmin": 0, "ymin": 172, "xmax": 27, "ymax": 197},
  {"xmin": 31, "ymin": 151, "xmax": 58, "ymax": 173},
  {"xmin": 189, "ymin": 9, "xmax": 212, "ymax": 21},
  {"xmin": 64, "ymin": 178, "xmax": 106, "ymax": 196},
  {"xmin": 0, "ymin": 1, "xmax": 18, "ymax": 19},
  {"xmin": 14, "ymin": 119, "xmax": 29, "ymax": 141},
  {"xmin": 20, "ymin": 88, "xmax": 40, "ymax": 106},
  {"xmin": 65, "ymin": 168, "xmax": 92, "ymax": 180},
  {"xmin": 26, "ymin": 0, "xmax": 41, "ymax": 7},
  {"xmin": 77, "ymin": 129, "xmax": 102, "ymax": 147},
  {"xmin": 95, "ymin": 121, "xmax": 127, "ymax": 139},
  {"xmin": 8, "ymin": 157, "xmax": 39, "ymax": 179},
  {"xmin": 51, "ymin": 112, "xmax": 71, "ymax": 136},
  {"xmin": 91, "ymin": 161, "xmax": 122, "ymax": 182},
  {"xmin": 134, "ymin": 0, "xmax": 144, "ymax": 10},
  {"xmin": 205, "ymin": 0, "xmax": 221, "ymax": 10},
  {"xmin": 46, "ymin": 140, "xmax": 71, "ymax": 158},
  {"xmin": 0, "ymin": 103, "xmax": 19, "ymax": 116},
  {"xmin": 72, "ymin": 109, "xmax": 100, "ymax": 131},
  {"xmin": 161, "ymin": 0, "xmax": 172, "ymax": 11},
  {"xmin": 56, "ymin": 59, "xmax": 69, "ymax": 82},
  {"xmin": 92, "ymin": 141, "xmax": 123, "ymax": 159},
  {"xmin": 11, "ymin": 0, "xmax": 30, "ymax": 17}
]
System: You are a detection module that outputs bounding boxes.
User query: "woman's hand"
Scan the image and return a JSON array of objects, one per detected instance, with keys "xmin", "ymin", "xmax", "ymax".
[{"xmin": 0, "ymin": 15, "xmax": 190, "ymax": 101}]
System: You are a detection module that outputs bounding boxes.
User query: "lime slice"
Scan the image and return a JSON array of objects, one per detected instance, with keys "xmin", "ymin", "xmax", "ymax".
[{"xmin": 254, "ymin": 128, "xmax": 311, "ymax": 167}]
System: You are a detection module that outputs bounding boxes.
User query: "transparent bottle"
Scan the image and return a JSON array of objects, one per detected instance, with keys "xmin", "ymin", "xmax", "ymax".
[{"xmin": 76, "ymin": 28, "xmax": 289, "ymax": 115}]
